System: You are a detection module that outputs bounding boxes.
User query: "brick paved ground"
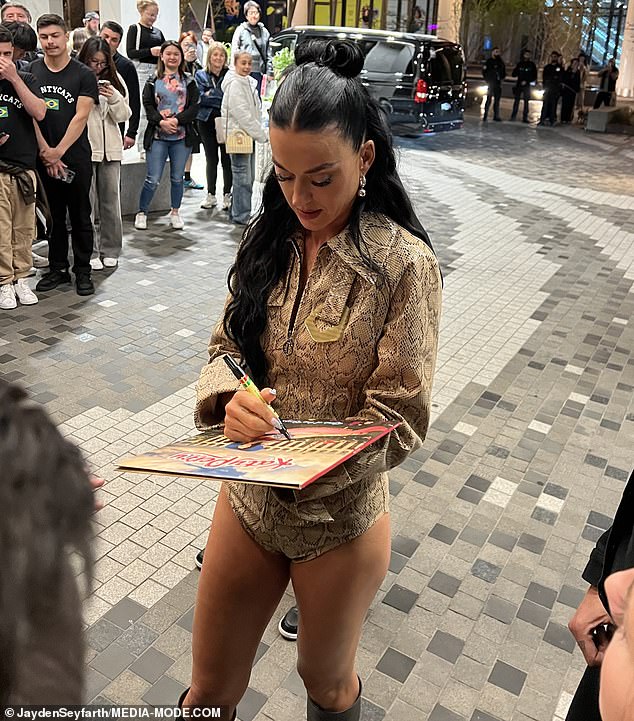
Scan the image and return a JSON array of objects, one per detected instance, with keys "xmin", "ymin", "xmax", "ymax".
[{"xmin": 2, "ymin": 106, "xmax": 633, "ymax": 720}]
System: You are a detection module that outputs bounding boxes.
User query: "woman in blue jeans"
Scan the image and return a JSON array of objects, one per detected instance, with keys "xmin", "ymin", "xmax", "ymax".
[
  {"xmin": 135, "ymin": 41, "xmax": 200, "ymax": 231},
  {"xmin": 220, "ymin": 51, "xmax": 268, "ymax": 225}
]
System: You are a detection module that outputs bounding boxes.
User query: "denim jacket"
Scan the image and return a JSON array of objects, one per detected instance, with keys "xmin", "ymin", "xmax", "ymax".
[{"xmin": 195, "ymin": 68, "xmax": 227, "ymax": 122}]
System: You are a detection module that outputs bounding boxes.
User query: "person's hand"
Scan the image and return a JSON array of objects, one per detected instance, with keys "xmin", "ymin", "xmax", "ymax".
[
  {"xmin": 159, "ymin": 117, "xmax": 178, "ymax": 134},
  {"xmin": 46, "ymin": 159, "xmax": 66, "ymax": 178},
  {"xmin": 0, "ymin": 133, "xmax": 9, "ymax": 146},
  {"xmin": 0, "ymin": 56, "xmax": 18, "ymax": 83},
  {"xmin": 123, "ymin": 135, "xmax": 135, "ymax": 150},
  {"xmin": 99, "ymin": 82, "xmax": 114, "ymax": 98},
  {"xmin": 223, "ymin": 388, "xmax": 280, "ymax": 442},
  {"xmin": 91, "ymin": 475, "xmax": 105, "ymax": 512},
  {"xmin": 569, "ymin": 585, "xmax": 613, "ymax": 666},
  {"xmin": 40, "ymin": 146, "xmax": 62, "ymax": 166},
  {"xmin": 150, "ymin": 46, "xmax": 161, "ymax": 57},
  {"xmin": 159, "ymin": 108, "xmax": 173, "ymax": 118}
]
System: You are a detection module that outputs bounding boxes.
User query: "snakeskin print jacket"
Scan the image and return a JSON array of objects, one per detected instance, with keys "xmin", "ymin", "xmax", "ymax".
[{"xmin": 195, "ymin": 212, "xmax": 442, "ymax": 527}]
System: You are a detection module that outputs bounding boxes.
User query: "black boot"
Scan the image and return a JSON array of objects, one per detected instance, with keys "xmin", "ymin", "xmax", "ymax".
[{"xmin": 307, "ymin": 678, "xmax": 362, "ymax": 721}]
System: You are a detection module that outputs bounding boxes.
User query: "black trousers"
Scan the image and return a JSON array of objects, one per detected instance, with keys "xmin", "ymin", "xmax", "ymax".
[
  {"xmin": 561, "ymin": 89, "xmax": 576, "ymax": 122},
  {"xmin": 566, "ymin": 666, "xmax": 602, "ymax": 721},
  {"xmin": 197, "ymin": 119, "xmax": 232, "ymax": 196},
  {"xmin": 541, "ymin": 89, "xmax": 560, "ymax": 124},
  {"xmin": 593, "ymin": 92, "xmax": 612, "ymax": 109},
  {"xmin": 40, "ymin": 160, "xmax": 94, "ymax": 274},
  {"xmin": 511, "ymin": 85, "xmax": 531, "ymax": 120},
  {"xmin": 483, "ymin": 83, "xmax": 501, "ymax": 120}
]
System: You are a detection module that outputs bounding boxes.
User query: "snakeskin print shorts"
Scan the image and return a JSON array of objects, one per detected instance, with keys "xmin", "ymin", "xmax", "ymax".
[{"xmin": 225, "ymin": 477, "xmax": 390, "ymax": 562}]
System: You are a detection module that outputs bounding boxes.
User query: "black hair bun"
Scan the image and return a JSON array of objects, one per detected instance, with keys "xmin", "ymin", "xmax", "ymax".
[{"xmin": 295, "ymin": 39, "xmax": 364, "ymax": 78}]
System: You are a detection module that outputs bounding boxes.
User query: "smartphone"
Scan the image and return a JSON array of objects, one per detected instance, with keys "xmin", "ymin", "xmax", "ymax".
[
  {"xmin": 98, "ymin": 80, "xmax": 111, "ymax": 87},
  {"xmin": 58, "ymin": 168, "xmax": 76, "ymax": 184},
  {"xmin": 0, "ymin": 131, "xmax": 8, "ymax": 138}
]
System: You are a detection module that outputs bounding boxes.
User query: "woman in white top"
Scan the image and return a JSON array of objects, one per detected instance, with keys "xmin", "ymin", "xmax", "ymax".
[
  {"xmin": 77, "ymin": 37, "xmax": 131, "ymax": 269},
  {"xmin": 220, "ymin": 51, "xmax": 267, "ymax": 225},
  {"xmin": 125, "ymin": 0, "xmax": 165, "ymax": 153}
]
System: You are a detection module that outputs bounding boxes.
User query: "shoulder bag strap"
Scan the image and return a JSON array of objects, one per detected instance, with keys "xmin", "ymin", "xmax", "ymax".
[{"xmin": 136, "ymin": 23, "xmax": 142, "ymax": 52}]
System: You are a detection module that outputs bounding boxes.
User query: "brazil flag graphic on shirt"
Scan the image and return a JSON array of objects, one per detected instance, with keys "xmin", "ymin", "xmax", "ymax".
[
  {"xmin": 45, "ymin": 98, "xmax": 59, "ymax": 110},
  {"xmin": 0, "ymin": 106, "xmax": 8, "ymax": 118}
]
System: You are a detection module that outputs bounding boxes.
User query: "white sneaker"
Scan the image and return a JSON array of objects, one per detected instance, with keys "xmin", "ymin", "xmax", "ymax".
[
  {"xmin": 0, "ymin": 283, "xmax": 17, "ymax": 309},
  {"xmin": 201, "ymin": 193, "xmax": 217, "ymax": 209},
  {"xmin": 32, "ymin": 252, "xmax": 49, "ymax": 268},
  {"xmin": 134, "ymin": 212, "xmax": 147, "ymax": 230},
  {"xmin": 103, "ymin": 257, "xmax": 118, "ymax": 268},
  {"xmin": 170, "ymin": 211, "xmax": 184, "ymax": 230},
  {"xmin": 14, "ymin": 278, "xmax": 38, "ymax": 305},
  {"xmin": 90, "ymin": 257, "xmax": 104, "ymax": 271},
  {"xmin": 222, "ymin": 193, "xmax": 231, "ymax": 211}
]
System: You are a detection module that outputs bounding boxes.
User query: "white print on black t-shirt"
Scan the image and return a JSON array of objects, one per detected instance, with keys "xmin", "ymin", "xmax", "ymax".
[
  {"xmin": 38, "ymin": 85, "xmax": 76, "ymax": 104},
  {"xmin": 0, "ymin": 93, "xmax": 24, "ymax": 109}
]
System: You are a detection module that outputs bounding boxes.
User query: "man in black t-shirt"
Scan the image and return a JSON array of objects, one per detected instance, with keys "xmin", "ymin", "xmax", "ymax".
[
  {"xmin": 29, "ymin": 13, "xmax": 98, "ymax": 296},
  {"xmin": 0, "ymin": 24, "xmax": 46, "ymax": 310},
  {"xmin": 101, "ymin": 20, "xmax": 140, "ymax": 149}
]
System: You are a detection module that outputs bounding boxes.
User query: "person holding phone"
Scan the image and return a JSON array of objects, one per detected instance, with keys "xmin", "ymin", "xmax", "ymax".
[
  {"xmin": 77, "ymin": 37, "xmax": 130, "ymax": 270},
  {"xmin": 29, "ymin": 13, "xmax": 99, "ymax": 297},
  {"xmin": 566, "ymin": 469, "xmax": 634, "ymax": 721},
  {"xmin": 0, "ymin": 24, "xmax": 46, "ymax": 310}
]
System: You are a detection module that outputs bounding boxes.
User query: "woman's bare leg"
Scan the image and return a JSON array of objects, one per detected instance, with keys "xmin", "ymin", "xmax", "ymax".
[
  {"xmin": 291, "ymin": 513, "xmax": 391, "ymax": 712},
  {"xmin": 185, "ymin": 485, "xmax": 290, "ymax": 716}
]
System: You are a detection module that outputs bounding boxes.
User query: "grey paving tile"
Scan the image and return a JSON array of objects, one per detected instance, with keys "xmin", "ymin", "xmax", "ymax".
[
  {"xmin": 142, "ymin": 674, "xmax": 186, "ymax": 706},
  {"xmin": 90, "ymin": 642, "xmax": 136, "ymax": 680},
  {"xmin": 389, "ymin": 551, "xmax": 409, "ymax": 574},
  {"xmin": 177, "ymin": 607, "xmax": 195, "ymax": 632},
  {"xmin": 382, "ymin": 584, "xmax": 418, "ymax": 614},
  {"xmin": 117, "ymin": 623, "xmax": 160, "ymax": 657},
  {"xmin": 525, "ymin": 583, "xmax": 557, "ymax": 609},
  {"xmin": 471, "ymin": 560, "xmax": 501, "ymax": 584},
  {"xmin": 427, "ymin": 630, "xmax": 465, "ymax": 664},
  {"xmin": 488, "ymin": 660, "xmax": 527, "ymax": 696},
  {"xmin": 557, "ymin": 585, "xmax": 586, "ymax": 609},
  {"xmin": 129, "ymin": 647, "xmax": 175, "ymax": 684},
  {"xmin": 103, "ymin": 597, "xmax": 148, "ymax": 630},
  {"xmin": 429, "ymin": 523, "xmax": 459, "ymax": 545},
  {"xmin": 237, "ymin": 687, "xmax": 267, "ymax": 721},
  {"xmin": 428, "ymin": 571, "xmax": 462, "ymax": 598},
  {"xmin": 376, "ymin": 647, "xmax": 416, "ymax": 682},
  {"xmin": 392, "ymin": 536, "xmax": 420, "ymax": 557},
  {"xmin": 543, "ymin": 622, "xmax": 576, "ymax": 653},
  {"xmin": 488, "ymin": 531, "xmax": 516, "ymax": 552},
  {"xmin": 86, "ymin": 619, "xmax": 124, "ymax": 652},
  {"xmin": 484, "ymin": 597, "xmax": 517, "ymax": 625},
  {"xmin": 517, "ymin": 534, "xmax": 546, "ymax": 555},
  {"xmin": 85, "ymin": 667, "xmax": 110, "ymax": 702},
  {"xmin": 359, "ymin": 698, "xmax": 386, "ymax": 721},
  {"xmin": 470, "ymin": 711, "xmax": 502, "ymax": 721},
  {"xmin": 516, "ymin": 600, "xmax": 550, "ymax": 630},
  {"xmin": 429, "ymin": 704, "xmax": 466, "ymax": 721}
]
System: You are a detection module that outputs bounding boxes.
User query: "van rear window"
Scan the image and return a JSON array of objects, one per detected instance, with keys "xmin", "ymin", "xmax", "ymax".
[
  {"xmin": 364, "ymin": 41, "xmax": 415, "ymax": 74},
  {"xmin": 428, "ymin": 45, "xmax": 463, "ymax": 84}
]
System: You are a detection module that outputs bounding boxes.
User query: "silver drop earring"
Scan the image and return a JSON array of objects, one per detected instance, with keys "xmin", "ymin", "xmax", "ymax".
[{"xmin": 358, "ymin": 175, "xmax": 366, "ymax": 198}]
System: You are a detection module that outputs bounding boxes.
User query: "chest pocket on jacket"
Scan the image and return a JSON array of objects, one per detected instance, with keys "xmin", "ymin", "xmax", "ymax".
[{"xmin": 305, "ymin": 266, "xmax": 357, "ymax": 343}]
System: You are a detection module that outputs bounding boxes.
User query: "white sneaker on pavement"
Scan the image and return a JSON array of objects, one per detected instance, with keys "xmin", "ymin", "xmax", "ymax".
[
  {"xmin": 134, "ymin": 212, "xmax": 147, "ymax": 230},
  {"xmin": 32, "ymin": 252, "xmax": 49, "ymax": 268},
  {"xmin": 201, "ymin": 193, "xmax": 217, "ymax": 209},
  {"xmin": 14, "ymin": 278, "xmax": 38, "ymax": 305},
  {"xmin": 170, "ymin": 211, "xmax": 184, "ymax": 230},
  {"xmin": 90, "ymin": 257, "xmax": 104, "ymax": 270},
  {"xmin": 103, "ymin": 257, "xmax": 118, "ymax": 268},
  {"xmin": 0, "ymin": 283, "xmax": 17, "ymax": 309},
  {"xmin": 222, "ymin": 193, "xmax": 231, "ymax": 211}
]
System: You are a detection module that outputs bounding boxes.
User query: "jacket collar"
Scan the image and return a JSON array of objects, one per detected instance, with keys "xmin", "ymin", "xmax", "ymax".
[{"xmin": 324, "ymin": 212, "xmax": 395, "ymax": 285}]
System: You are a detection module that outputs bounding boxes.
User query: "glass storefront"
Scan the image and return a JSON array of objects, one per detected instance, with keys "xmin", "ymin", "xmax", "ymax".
[{"xmin": 581, "ymin": 0, "xmax": 629, "ymax": 65}]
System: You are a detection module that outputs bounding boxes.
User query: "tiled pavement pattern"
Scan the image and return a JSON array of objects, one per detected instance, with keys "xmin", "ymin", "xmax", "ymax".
[{"xmin": 2, "ymin": 109, "xmax": 634, "ymax": 720}]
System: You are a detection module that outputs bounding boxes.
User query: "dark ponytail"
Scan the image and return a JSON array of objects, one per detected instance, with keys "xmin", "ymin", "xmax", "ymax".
[{"xmin": 224, "ymin": 39, "xmax": 433, "ymax": 386}]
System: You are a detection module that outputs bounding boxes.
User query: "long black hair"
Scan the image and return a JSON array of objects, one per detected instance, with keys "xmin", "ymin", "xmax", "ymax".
[
  {"xmin": 77, "ymin": 36, "xmax": 126, "ymax": 96},
  {"xmin": 224, "ymin": 39, "xmax": 433, "ymax": 385},
  {"xmin": 0, "ymin": 381, "xmax": 94, "ymax": 703}
]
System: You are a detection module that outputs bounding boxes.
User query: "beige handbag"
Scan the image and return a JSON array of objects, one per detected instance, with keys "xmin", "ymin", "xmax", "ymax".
[{"xmin": 226, "ymin": 129, "xmax": 253, "ymax": 154}]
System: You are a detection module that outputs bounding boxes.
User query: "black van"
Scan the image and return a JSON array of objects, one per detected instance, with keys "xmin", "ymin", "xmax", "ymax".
[{"xmin": 272, "ymin": 26, "xmax": 465, "ymax": 134}]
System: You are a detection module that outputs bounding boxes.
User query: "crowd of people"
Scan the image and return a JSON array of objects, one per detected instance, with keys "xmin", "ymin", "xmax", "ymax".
[
  {"xmin": 482, "ymin": 46, "xmax": 620, "ymax": 125},
  {"xmin": 0, "ymin": 0, "xmax": 273, "ymax": 308},
  {"xmin": 1, "ymin": 5, "xmax": 634, "ymax": 721}
]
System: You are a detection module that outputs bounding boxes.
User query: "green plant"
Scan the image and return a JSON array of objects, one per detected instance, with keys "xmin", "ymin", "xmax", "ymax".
[{"xmin": 273, "ymin": 47, "xmax": 295, "ymax": 81}]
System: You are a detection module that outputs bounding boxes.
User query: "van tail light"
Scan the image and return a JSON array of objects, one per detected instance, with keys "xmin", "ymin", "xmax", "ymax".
[{"xmin": 415, "ymin": 79, "xmax": 428, "ymax": 103}]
